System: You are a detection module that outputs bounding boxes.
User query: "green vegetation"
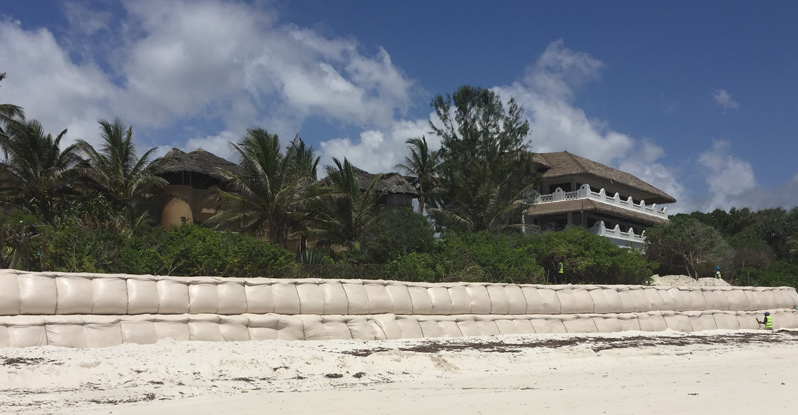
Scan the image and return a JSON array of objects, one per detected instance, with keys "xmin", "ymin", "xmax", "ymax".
[{"xmin": 0, "ymin": 78, "xmax": 796, "ymax": 288}]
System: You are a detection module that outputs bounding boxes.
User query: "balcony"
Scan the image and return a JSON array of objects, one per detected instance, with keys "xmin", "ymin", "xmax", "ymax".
[
  {"xmin": 534, "ymin": 184, "xmax": 668, "ymax": 220},
  {"xmin": 589, "ymin": 220, "xmax": 645, "ymax": 248}
]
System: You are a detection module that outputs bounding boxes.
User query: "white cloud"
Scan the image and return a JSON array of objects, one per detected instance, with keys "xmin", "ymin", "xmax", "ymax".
[
  {"xmin": 713, "ymin": 88, "xmax": 740, "ymax": 111},
  {"xmin": 696, "ymin": 140, "xmax": 757, "ymax": 211}
]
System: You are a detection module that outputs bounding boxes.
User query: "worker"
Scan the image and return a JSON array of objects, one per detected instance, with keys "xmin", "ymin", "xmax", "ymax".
[
  {"xmin": 557, "ymin": 259, "xmax": 564, "ymax": 275},
  {"xmin": 715, "ymin": 266, "xmax": 722, "ymax": 279},
  {"xmin": 757, "ymin": 311, "xmax": 773, "ymax": 330}
]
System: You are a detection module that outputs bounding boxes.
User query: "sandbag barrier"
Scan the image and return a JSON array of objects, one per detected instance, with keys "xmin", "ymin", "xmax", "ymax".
[
  {"xmin": 1, "ymin": 310, "xmax": 796, "ymax": 348},
  {"xmin": 1, "ymin": 270, "xmax": 796, "ymax": 316}
]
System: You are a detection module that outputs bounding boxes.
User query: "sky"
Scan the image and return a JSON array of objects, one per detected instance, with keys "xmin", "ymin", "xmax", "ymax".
[{"xmin": 1, "ymin": 0, "xmax": 797, "ymax": 214}]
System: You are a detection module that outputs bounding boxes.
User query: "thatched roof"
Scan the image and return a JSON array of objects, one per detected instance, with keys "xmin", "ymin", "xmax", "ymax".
[
  {"xmin": 525, "ymin": 199, "xmax": 669, "ymax": 225},
  {"xmin": 319, "ymin": 166, "xmax": 417, "ymax": 196},
  {"xmin": 532, "ymin": 151, "xmax": 676, "ymax": 204},
  {"xmin": 149, "ymin": 148, "xmax": 242, "ymax": 177}
]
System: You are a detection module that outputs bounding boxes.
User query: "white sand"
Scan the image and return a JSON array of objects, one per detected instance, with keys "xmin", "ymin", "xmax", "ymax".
[
  {"xmin": 650, "ymin": 274, "xmax": 731, "ymax": 287},
  {"xmin": 2, "ymin": 330, "xmax": 796, "ymax": 415}
]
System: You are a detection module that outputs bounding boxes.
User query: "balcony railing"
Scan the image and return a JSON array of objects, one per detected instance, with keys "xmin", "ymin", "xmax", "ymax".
[
  {"xmin": 589, "ymin": 221, "xmax": 645, "ymax": 245},
  {"xmin": 534, "ymin": 184, "xmax": 668, "ymax": 219}
]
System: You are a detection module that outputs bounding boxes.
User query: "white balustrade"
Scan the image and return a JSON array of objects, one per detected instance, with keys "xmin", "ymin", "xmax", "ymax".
[{"xmin": 534, "ymin": 184, "xmax": 668, "ymax": 219}]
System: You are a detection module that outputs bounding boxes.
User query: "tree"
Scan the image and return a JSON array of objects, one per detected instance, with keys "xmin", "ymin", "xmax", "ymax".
[
  {"xmin": 396, "ymin": 136, "xmax": 439, "ymax": 214},
  {"xmin": 644, "ymin": 216, "xmax": 733, "ymax": 278},
  {"xmin": 205, "ymin": 129, "xmax": 319, "ymax": 249},
  {"xmin": 0, "ymin": 119, "xmax": 83, "ymax": 225},
  {"xmin": 76, "ymin": 118, "xmax": 167, "ymax": 213},
  {"xmin": 360, "ymin": 208, "xmax": 436, "ymax": 263},
  {"xmin": 313, "ymin": 158, "xmax": 380, "ymax": 250},
  {"xmin": 428, "ymin": 85, "xmax": 538, "ymax": 232},
  {"xmin": 0, "ymin": 73, "xmax": 24, "ymax": 138}
]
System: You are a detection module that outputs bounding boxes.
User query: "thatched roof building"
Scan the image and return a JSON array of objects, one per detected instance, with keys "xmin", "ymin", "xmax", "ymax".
[{"xmin": 149, "ymin": 148, "xmax": 241, "ymax": 188}]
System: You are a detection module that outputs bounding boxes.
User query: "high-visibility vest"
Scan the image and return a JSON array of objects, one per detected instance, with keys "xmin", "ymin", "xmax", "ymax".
[
  {"xmin": 715, "ymin": 271, "xmax": 722, "ymax": 279},
  {"xmin": 558, "ymin": 263, "xmax": 564, "ymax": 274},
  {"xmin": 765, "ymin": 316, "xmax": 773, "ymax": 329}
]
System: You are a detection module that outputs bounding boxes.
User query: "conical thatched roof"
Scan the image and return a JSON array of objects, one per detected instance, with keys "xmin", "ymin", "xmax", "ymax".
[
  {"xmin": 149, "ymin": 148, "xmax": 242, "ymax": 177},
  {"xmin": 532, "ymin": 151, "xmax": 676, "ymax": 204},
  {"xmin": 319, "ymin": 166, "xmax": 418, "ymax": 196}
]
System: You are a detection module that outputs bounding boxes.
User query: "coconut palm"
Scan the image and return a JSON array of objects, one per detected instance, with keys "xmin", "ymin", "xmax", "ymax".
[
  {"xmin": 76, "ymin": 118, "xmax": 167, "ymax": 212},
  {"xmin": 205, "ymin": 128, "xmax": 320, "ymax": 248},
  {"xmin": 396, "ymin": 135, "xmax": 439, "ymax": 215},
  {"xmin": 0, "ymin": 73, "xmax": 25, "ymax": 138},
  {"xmin": 313, "ymin": 158, "xmax": 380, "ymax": 249},
  {"xmin": 0, "ymin": 119, "xmax": 83, "ymax": 225}
]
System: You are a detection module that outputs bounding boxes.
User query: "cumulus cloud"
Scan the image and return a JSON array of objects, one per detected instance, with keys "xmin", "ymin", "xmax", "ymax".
[
  {"xmin": 696, "ymin": 140, "xmax": 757, "ymax": 210},
  {"xmin": 713, "ymin": 88, "xmax": 740, "ymax": 111}
]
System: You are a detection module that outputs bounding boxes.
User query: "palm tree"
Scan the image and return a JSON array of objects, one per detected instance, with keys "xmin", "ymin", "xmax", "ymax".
[
  {"xmin": 428, "ymin": 159, "xmax": 533, "ymax": 233},
  {"xmin": 396, "ymin": 135, "xmax": 439, "ymax": 215},
  {"xmin": 76, "ymin": 118, "xmax": 167, "ymax": 212},
  {"xmin": 0, "ymin": 73, "xmax": 25, "ymax": 138},
  {"xmin": 313, "ymin": 158, "xmax": 380, "ymax": 249},
  {"xmin": 0, "ymin": 119, "xmax": 83, "ymax": 225},
  {"xmin": 205, "ymin": 128, "xmax": 320, "ymax": 248}
]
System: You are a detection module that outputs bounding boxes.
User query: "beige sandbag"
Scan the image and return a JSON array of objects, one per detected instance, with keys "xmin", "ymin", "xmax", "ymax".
[
  {"xmin": 655, "ymin": 288, "xmax": 676, "ymax": 311},
  {"xmin": 643, "ymin": 288, "xmax": 666, "ymax": 311},
  {"xmin": 396, "ymin": 316, "xmax": 424, "ymax": 338},
  {"xmin": 726, "ymin": 289, "xmax": 750, "ymax": 311},
  {"xmin": 494, "ymin": 318, "xmax": 519, "ymax": 335},
  {"xmin": 368, "ymin": 319, "xmax": 388, "ymax": 340},
  {"xmin": 121, "ymin": 317, "xmax": 158, "ymax": 344},
  {"xmin": 702, "ymin": 289, "xmax": 727, "ymax": 311},
  {"xmin": 670, "ymin": 288, "xmax": 691, "ymax": 312},
  {"xmin": 188, "ymin": 282, "xmax": 219, "ymax": 314},
  {"xmin": 473, "ymin": 317, "xmax": 501, "ymax": 336},
  {"xmin": 364, "ymin": 282, "xmax": 393, "ymax": 314},
  {"xmin": 511, "ymin": 318, "xmax": 536, "ymax": 334},
  {"xmin": 743, "ymin": 289, "xmax": 762, "ymax": 311},
  {"xmin": 735, "ymin": 312, "xmax": 759, "ymax": 330},
  {"xmin": 662, "ymin": 312, "xmax": 692, "ymax": 332},
  {"xmin": 19, "ymin": 274, "xmax": 57, "ymax": 315},
  {"xmin": 600, "ymin": 287, "xmax": 624, "ymax": 313},
  {"xmin": 418, "ymin": 318, "xmax": 445, "ymax": 338},
  {"xmin": 55, "ymin": 275, "xmax": 93, "ymax": 314},
  {"xmin": 219, "ymin": 315, "xmax": 251, "ymax": 341},
  {"xmin": 571, "ymin": 288, "xmax": 595, "ymax": 314},
  {"xmin": 617, "ymin": 314, "xmax": 641, "ymax": 331},
  {"xmin": 157, "ymin": 279, "xmax": 189, "ymax": 314},
  {"xmin": 466, "ymin": 284, "xmax": 492, "ymax": 314},
  {"xmin": 504, "ymin": 285, "xmax": 527, "ymax": 315},
  {"xmin": 437, "ymin": 318, "xmax": 465, "ymax": 337},
  {"xmin": 689, "ymin": 312, "xmax": 717, "ymax": 331},
  {"xmin": 154, "ymin": 315, "xmax": 190, "ymax": 341},
  {"xmin": 385, "ymin": 283, "xmax": 413, "ymax": 315},
  {"xmin": 555, "ymin": 288, "xmax": 580, "ymax": 314},
  {"xmin": 521, "ymin": 287, "xmax": 544, "ymax": 314},
  {"xmin": 91, "ymin": 277, "xmax": 127, "ymax": 315},
  {"xmin": 299, "ymin": 315, "xmax": 326, "ymax": 340},
  {"xmin": 275, "ymin": 315, "xmax": 304, "ymax": 340},
  {"xmin": 770, "ymin": 310, "xmax": 794, "ymax": 329},
  {"xmin": 0, "ymin": 272, "xmax": 21, "ymax": 315},
  {"xmin": 244, "ymin": 282, "xmax": 275, "ymax": 314},
  {"xmin": 773, "ymin": 289, "xmax": 796, "ymax": 309},
  {"xmin": 127, "ymin": 278, "xmax": 159, "ymax": 314},
  {"xmin": 0, "ymin": 324, "xmax": 11, "ymax": 347},
  {"xmin": 272, "ymin": 282, "xmax": 301, "ymax": 315},
  {"xmin": 45, "ymin": 316, "xmax": 87, "ymax": 347},
  {"xmin": 754, "ymin": 289, "xmax": 772, "ymax": 311},
  {"xmin": 83, "ymin": 316, "xmax": 122, "ymax": 348},
  {"xmin": 638, "ymin": 312, "xmax": 667, "ymax": 332},
  {"xmin": 343, "ymin": 282, "xmax": 370, "ymax": 315},
  {"xmin": 562, "ymin": 316, "xmax": 598, "ymax": 333},
  {"xmin": 456, "ymin": 317, "xmax": 481, "ymax": 337},
  {"xmin": 544, "ymin": 317, "xmax": 567, "ymax": 333},
  {"xmin": 448, "ymin": 285, "xmax": 471, "ymax": 314},
  {"xmin": 188, "ymin": 315, "xmax": 224, "ymax": 342},
  {"xmin": 321, "ymin": 316, "xmax": 353, "ymax": 340},
  {"xmin": 217, "ymin": 281, "xmax": 248, "ymax": 315},
  {"xmin": 247, "ymin": 315, "xmax": 280, "ymax": 340},
  {"xmin": 346, "ymin": 317, "xmax": 376, "ymax": 340},
  {"xmin": 408, "ymin": 285, "xmax": 433, "ymax": 315},
  {"xmin": 616, "ymin": 287, "xmax": 639, "ymax": 313},
  {"xmin": 588, "ymin": 288, "xmax": 610, "ymax": 314},
  {"xmin": 786, "ymin": 289, "xmax": 798, "ymax": 309},
  {"xmin": 712, "ymin": 312, "xmax": 740, "ymax": 330},
  {"xmin": 296, "ymin": 282, "xmax": 324, "ymax": 314},
  {"xmin": 593, "ymin": 316, "xmax": 622, "ymax": 333},
  {"xmin": 686, "ymin": 289, "xmax": 707, "ymax": 311},
  {"xmin": 428, "ymin": 286, "xmax": 453, "ymax": 315},
  {"xmin": 529, "ymin": 318, "xmax": 553, "ymax": 333},
  {"xmin": 486, "ymin": 285, "xmax": 510, "ymax": 315},
  {"xmin": 372, "ymin": 314, "xmax": 402, "ymax": 339},
  {"xmin": 321, "ymin": 281, "xmax": 348, "ymax": 315}
]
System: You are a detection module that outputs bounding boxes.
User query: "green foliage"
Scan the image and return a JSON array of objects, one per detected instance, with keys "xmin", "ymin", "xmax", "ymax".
[
  {"xmin": 360, "ymin": 208, "xmax": 436, "ymax": 263},
  {"xmin": 380, "ymin": 252, "xmax": 439, "ymax": 282},
  {"xmin": 644, "ymin": 216, "xmax": 732, "ymax": 278},
  {"xmin": 435, "ymin": 232, "xmax": 544, "ymax": 283},
  {"xmin": 297, "ymin": 248, "xmax": 333, "ymax": 264}
]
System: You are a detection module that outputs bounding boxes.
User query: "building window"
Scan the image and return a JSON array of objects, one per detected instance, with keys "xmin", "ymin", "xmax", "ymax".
[{"xmin": 181, "ymin": 217, "xmax": 187, "ymax": 225}]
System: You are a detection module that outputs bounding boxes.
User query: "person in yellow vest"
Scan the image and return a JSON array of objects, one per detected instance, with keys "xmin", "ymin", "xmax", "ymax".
[
  {"xmin": 715, "ymin": 266, "xmax": 722, "ymax": 279},
  {"xmin": 557, "ymin": 258, "xmax": 564, "ymax": 276},
  {"xmin": 757, "ymin": 311, "xmax": 773, "ymax": 330}
]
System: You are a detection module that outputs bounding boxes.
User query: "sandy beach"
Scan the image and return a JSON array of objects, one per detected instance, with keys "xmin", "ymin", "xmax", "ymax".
[{"xmin": 2, "ymin": 329, "xmax": 797, "ymax": 415}]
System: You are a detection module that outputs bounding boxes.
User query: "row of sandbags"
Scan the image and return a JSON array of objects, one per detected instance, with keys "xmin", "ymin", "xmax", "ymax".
[
  {"xmin": 1, "ymin": 271, "xmax": 796, "ymax": 316},
  {"xmin": 1, "ymin": 310, "xmax": 795, "ymax": 348}
]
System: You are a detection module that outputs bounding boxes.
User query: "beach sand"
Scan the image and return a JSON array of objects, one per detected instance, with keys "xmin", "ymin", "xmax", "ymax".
[{"xmin": 2, "ymin": 330, "xmax": 797, "ymax": 415}]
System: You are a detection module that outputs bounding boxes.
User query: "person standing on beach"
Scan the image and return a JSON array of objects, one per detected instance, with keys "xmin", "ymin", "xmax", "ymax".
[
  {"xmin": 757, "ymin": 312, "xmax": 773, "ymax": 330},
  {"xmin": 715, "ymin": 267, "xmax": 722, "ymax": 279},
  {"xmin": 557, "ymin": 259, "xmax": 564, "ymax": 278}
]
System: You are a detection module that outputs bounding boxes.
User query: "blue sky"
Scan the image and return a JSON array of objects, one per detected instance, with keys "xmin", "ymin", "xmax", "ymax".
[{"xmin": 1, "ymin": 0, "xmax": 797, "ymax": 213}]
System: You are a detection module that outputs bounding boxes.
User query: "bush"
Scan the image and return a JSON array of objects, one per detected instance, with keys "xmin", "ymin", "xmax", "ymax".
[{"xmin": 360, "ymin": 208, "xmax": 436, "ymax": 263}]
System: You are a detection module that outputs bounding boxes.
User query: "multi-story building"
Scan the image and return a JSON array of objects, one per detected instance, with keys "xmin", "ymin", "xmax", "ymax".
[{"xmin": 524, "ymin": 151, "xmax": 676, "ymax": 249}]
